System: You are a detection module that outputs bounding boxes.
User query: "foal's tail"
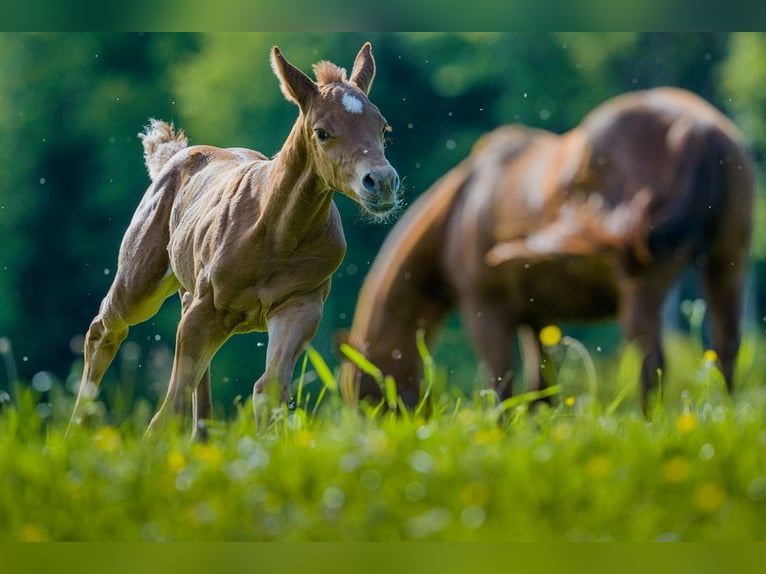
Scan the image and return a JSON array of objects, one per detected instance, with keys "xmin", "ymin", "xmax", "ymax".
[{"xmin": 139, "ymin": 119, "xmax": 188, "ymax": 181}]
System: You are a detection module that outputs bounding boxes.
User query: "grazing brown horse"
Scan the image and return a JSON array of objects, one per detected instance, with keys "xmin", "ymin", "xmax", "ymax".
[
  {"xmin": 68, "ymin": 43, "xmax": 399, "ymax": 436},
  {"xmin": 340, "ymin": 87, "xmax": 754, "ymax": 409}
]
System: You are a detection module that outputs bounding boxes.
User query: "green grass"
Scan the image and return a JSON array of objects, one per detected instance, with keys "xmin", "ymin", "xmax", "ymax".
[{"xmin": 2, "ymin": 329, "xmax": 766, "ymax": 541}]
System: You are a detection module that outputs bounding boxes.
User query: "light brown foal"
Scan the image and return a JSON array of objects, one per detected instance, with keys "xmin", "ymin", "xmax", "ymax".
[{"xmin": 68, "ymin": 43, "xmax": 399, "ymax": 437}]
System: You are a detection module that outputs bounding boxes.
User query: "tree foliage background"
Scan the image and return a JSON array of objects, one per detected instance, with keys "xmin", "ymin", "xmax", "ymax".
[{"xmin": 1, "ymin": 33, "xmax": 764, "ymax": 412}]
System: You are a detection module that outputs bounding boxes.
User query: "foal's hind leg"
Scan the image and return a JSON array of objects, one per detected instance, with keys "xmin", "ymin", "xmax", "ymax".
[
  {"xmin": 68, "ymin": 303, "xmax": 129, "ymax": 429},
  {"xmin": 68, "ymin": 265, "xmax": 180, "ymax": 432},
  {"xmin": 192, "ymin": 369, "xmax": 212, "ymax": 441},
  {"xmin": 179, "ymin": 289, "xmax": 213, "ymax": 440},
  {"xmin": 67, "ymin": 176, "xmax": 183, "ymax": 434}
]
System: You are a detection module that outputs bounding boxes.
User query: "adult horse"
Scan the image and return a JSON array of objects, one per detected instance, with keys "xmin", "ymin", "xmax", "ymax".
[
  {"xmin": 68, "ymin": 43, "xmax": 400, "ymax": 437},
  {"xmin": 340, "ymin": 87, "xmax": 754, "ymax": 409}
]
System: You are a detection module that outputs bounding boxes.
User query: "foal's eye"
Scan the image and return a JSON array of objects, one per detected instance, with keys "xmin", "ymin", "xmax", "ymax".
[{"xmin": 315, "ymin": 129, "xmax": 331, "ymax": 142}]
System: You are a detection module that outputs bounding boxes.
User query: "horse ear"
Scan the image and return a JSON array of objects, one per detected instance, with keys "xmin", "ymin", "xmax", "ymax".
[
  {"xmin": 349, "ymin": 42, "xmax": 376, "ymax": 95},
  {"xmin": 271, "ymin": 46, "xmax": 318, "ymax": 109}
]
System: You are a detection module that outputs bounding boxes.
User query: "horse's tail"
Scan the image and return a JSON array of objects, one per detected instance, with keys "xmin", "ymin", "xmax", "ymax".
[
  {"xmin": 643, "ymin": 118, "xmax": 753, "ymax": 264},
  {"xmin": 139, "ymin": 119, "xmax": 188, "ymax": 181}
]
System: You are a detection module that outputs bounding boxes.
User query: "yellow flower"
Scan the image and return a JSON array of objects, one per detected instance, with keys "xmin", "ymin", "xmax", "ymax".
[
  {"xmin": 662, "ymin": 456, "xmax": 690, "ymax": 484},
  {"xmin": 675, "ymin": 412, "xmax": 698, "ymax": 433},
  {"xmin": 585, "ymin": 455, "xmax": 612, "ymax": 480},
  {"xmin": 19, "ymin": 524, "xmax": 48, "ymax": 542},
  {"xmin": 474, "ymin": 428, "xmax": 503, "ymax": 444},
  {"xmin": 295, "ymin": 430, "xmax": 315, "ymax": 448},
  {"xmin": 703, "ymin": 349, "xmax": 718, "ymax": 363},
  {"xmin": 93, "ymin": 426, "xmax": 122, "ymax": 453},
  {"xmin": 539, "ymin": 325, "xmax": 562, "ymax": 347},
  {"xmin": 192, "ymin": 443, "xmax": 223, "ymax": 468},
  {"xmin": 692, "ymin": 482, "xmax": 726, "ymax": 513},
  {"xmin": 166, "ymin": 451, "xmax": 185, "ymax": 472},
  {"xmin": 564, "ymin": 396, "xmax": 575, "ymax": 407}
]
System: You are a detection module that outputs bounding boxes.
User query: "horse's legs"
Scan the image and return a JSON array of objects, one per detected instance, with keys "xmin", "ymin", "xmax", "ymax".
[
  {"xmin": 192, "ymin": 369, "xmax": 213, "ymax": 441},
  {"xmin": 147, "ymin": 291, "xmax": 227, "ymax": 434},
  {"xmin": 178, "ymin": 289, "xmax": 214, "ymax": 440},
  {"xmin": 617, "ymin": 269, "xmax": 675, "ymax": 411},
  {"xmin": 703, "ymin": 257, "xmax": 747, "ymax": 392},
  {"xmin": 516, "ymin": 324, "xmax": 548, "ymax": 394},
  {"xmin": 252, "ymin": 294, "xmax": 324, "ymax": 414},
  {"xmin": 68, "ymin": 265, "xmax": 178, "ymax": 434},
  {"xmin": 68, "ymin": 306, "xmax": 129, "ymax": 431},
  {"xmin": 459, "ymin": 296, "xmax": 515, "ymax": 400}
]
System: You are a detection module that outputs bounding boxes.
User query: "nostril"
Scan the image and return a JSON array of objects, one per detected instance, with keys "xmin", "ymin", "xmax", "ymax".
[
  {"xmin": 363, "ymin": 174, "xmax": 377, "ymax": 193},
  {"xmin": 392, "ymin": 173, "xmax": 400, "ymax": 193}
]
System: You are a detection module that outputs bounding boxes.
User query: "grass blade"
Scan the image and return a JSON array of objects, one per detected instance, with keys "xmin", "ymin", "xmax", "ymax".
[
  {"xmin": 306, "ymin": 345, "xmax": 337, "ymax": 394},
  {"xmin": 606, "ymin": 378, "xmax": 636, "ymax": 416},
  {"xmin": 384, "ymin": 375, "xmax": 398, "ymax": 411},
  {"xmin": 415, "ymin": 329, "xmax": 435, "ymax": 414},
  {"xmin": 296, "ymin": 352, "xmax": 309, "ymax": 409},
  {"xmin": 496, "ymin": 385, "xmax": 561, "ymax": 413},
  {"xmin": 339, "ymin": 343, "xmax": 383, "ymax": 386}
]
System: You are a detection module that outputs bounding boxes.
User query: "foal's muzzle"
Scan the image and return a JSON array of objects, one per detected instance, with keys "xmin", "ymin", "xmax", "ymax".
[{"xmin": 360, "ymin": 165, "xmax": 400, "ymax": 215}]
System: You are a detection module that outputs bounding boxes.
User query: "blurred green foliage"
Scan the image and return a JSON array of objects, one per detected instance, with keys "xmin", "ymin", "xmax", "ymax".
[{"xmin": 0, "ymin": 33, "xmax": 764, "ymax": 414}]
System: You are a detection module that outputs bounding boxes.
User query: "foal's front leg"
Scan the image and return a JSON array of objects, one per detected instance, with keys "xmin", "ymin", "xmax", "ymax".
[{"xmin": 253, "ymin": 294, "xmax": 324, "ymax": 415}]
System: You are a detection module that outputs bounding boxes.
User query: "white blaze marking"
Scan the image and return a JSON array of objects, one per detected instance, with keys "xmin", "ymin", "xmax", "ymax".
[{"xmin": 342, "ymin": 93, "xmax": 364, "ymax": 114}]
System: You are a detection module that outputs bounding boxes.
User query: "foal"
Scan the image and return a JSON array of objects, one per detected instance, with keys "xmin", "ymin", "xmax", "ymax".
[{"xmin": 69, "ymin": 43, "xmax": 399, "ymax": 436}]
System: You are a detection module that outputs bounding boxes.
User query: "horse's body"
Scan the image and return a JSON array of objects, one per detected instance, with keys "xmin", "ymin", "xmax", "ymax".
[
  {"xmin": 69, "ymin": 43, "xmax": 399, "ymax": 436},
  {"xmin": 341, "ymin": 87, "xmax": 754, "ymax": 407}
]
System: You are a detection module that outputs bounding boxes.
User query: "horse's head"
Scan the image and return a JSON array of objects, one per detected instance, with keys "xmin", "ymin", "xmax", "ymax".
[{"xmin": 271, "ymin": 43, "xmax": 400, "ymax": 218}]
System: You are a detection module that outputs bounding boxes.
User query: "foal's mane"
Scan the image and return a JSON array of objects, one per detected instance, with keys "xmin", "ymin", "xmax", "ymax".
[{"xmin": 312, "ymin": 61, "xmax": 347, "ymax": 85}]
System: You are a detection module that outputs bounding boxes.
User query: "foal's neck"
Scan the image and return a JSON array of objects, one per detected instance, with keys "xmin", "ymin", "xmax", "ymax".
[{"xmin": 266, "ymin": 120, "xmax": 335, "ymax": 245}]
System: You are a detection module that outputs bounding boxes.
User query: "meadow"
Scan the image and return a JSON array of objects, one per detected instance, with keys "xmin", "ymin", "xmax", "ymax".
[
  {"xmin": 2, "ymin": 319, "xmax": 766, "ymax": 542},
  {"xmin": 3, "ymin": 34, "xmax": 766, "ymax": 555}
]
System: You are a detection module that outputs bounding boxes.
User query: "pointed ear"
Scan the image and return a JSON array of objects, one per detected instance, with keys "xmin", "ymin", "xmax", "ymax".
[
  {"xmin": 271, "ymin": 46, "xmax": 318, "ymax": 109},
  {"xmin": 349, "ymin": 42, "xmax": 376, "ymax": 95}
]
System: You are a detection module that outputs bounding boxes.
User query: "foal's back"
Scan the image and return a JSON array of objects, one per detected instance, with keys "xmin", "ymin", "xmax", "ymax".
[{"xmin": 161, "ymin": 145, "xmax": 270, "ymax": 292}]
